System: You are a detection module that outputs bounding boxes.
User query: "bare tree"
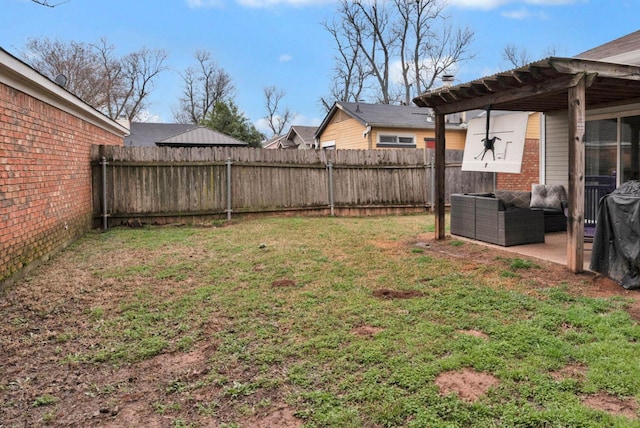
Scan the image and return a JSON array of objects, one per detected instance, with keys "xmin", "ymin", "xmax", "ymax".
[
  {"xmin": 344, "ymin": 1, "xmax": 396, "ymax": 104},
  {"xmin": 31, "ymin": 0, "xmax": 70, "ymax": 6},
  {"xmin": 401, "ymin": 1, "xmax": 474, "ymax": 103},
  {"xmin": 263, "ymin": 86, "xmax": 295, "ymax": 137},
  {"xmin": 173, "ymin": 50, "xmax": 234, "ymax": 124},
  {"xmin": 326, "ymin": 0, "xmax": 474, "ymax": 106},
  {"xmin": 24, "ymin": 38, "xmax": 109, "ymax": 108},
  {"xmin": 503, "ymin": 44, "xmax": 531, "ymax": 68},
  {"xmin": 503, "ymin": 44, "xmax": 558, "ymax": 68},
  {"xmin": 23, "ymin": 37, "xmax": 167, "ymax": 121},
  {"xmin": 321, "ymin": 16, "xmax": 372, "ymax": 110}
]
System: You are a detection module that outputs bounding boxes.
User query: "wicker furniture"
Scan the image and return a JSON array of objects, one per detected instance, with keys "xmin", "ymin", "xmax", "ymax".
[
  {"xmin": 529, "ymin": 184, "xmax": 568, "ymax": 233},
  {"xmin": 451, "ymin": 193, "xmax": 545, "ymax": 246}
]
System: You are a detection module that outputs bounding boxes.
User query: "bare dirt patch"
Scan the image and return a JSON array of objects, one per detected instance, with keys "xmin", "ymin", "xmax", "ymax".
[
  {"xmin": 351, "ymin": 325, "xmax": 385, "ymax": 337},
  {"xmin": 373, "ymin": 288, "xmax": 424, "ymax": 299},
  {"xmin": 456, "ymin": 329, "xmax": 489, "ymax": 340},
  {"xmin": 581, "ymin": 392, "xmax": 639, "ymax": 419},
  {"xmin": 242, "ymin": 404, "xmax": 302, "ymax": 428},
  {"xmin": 272, "ymin": 279, "xmax": 297, "ymax": 288},
  {"xmin": 550, "ymin": 363, "xmax": 587, "ymax": 381},
  {"xmin": 435, "ymin": 368, "xmax": 500, "ymax": 402}
]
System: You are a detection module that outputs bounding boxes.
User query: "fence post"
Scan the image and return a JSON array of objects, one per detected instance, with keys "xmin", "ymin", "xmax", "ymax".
[
  {"xmin": 225, "ymin": 157, "xmax": 233, "ymax": 221},
  {"xmin": 327, "ymin": 159, "xmax": 335, "ymax": 216},
  {"xmin": 430, "ymin": 155, "xmax": 435, "ymax": 212},
  {"xmin": 101, "ymin": 156, "xmax": 109, "ymax": 230}
]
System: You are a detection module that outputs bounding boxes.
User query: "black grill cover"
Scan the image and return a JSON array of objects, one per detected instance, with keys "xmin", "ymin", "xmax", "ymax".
[{"xmin": 590, "ymin": 181, "xmax": 640, "ymax": 289}]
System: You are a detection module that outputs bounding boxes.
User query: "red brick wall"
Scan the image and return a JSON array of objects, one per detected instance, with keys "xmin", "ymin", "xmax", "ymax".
[
  {"xmin": 495, "ymin": 138, "xmax": 540, "ymax": 191},
  {"xmin": 0, "ymin": 82, "xmax": 122, "ymax": 283}
]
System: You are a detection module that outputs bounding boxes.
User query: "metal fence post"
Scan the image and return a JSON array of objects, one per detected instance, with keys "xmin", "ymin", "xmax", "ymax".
[
  {"xmin": 225, "ymin": 157, "xmax": 233, "ymax": 221},
  {"xmin": 101, "ymin": 156, "xmax": 109, "ymax": 230},
  {"xmin": 430, "ymin": 155, "xmax": 435, "ymax": 212},
  {"xmin": 327, "ymin": 159, "xmax": 335, "ymax": 216}
]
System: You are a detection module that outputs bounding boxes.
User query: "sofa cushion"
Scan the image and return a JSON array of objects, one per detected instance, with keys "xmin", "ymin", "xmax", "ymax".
[
  {"xmin": 530, "ymin": 184, "xmax": 567, "ymax": 211},
  {"xmin": 494, "ymin": 190, "xmax": 531, "ymax": 210}
]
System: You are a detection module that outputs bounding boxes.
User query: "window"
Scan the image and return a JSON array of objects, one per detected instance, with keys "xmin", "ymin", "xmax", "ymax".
[
  {"xmin": 376, "ymin": 133, "xmax": 416, "ymax": 148},
  {"xmin": 585, "ymin": 113, "xmax": 640, "ymax": 184},
  {"xmin": 321, "ymin": 140, "xmax": 336, "ymax": 150}
]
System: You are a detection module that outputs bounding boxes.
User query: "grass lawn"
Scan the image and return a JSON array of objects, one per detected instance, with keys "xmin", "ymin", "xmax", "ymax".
[{"xmin": 2, "ymin": 214, "xmax": 640, "ymax": 427}]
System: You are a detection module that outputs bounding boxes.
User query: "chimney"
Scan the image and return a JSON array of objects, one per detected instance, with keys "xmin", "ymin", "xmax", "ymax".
[{"xmin": 441, "ymin": 74, "xmax": 455, "ymax": 88}]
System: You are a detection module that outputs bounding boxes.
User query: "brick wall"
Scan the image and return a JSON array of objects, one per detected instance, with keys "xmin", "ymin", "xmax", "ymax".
[
  {"xmin": 0, "ymin": 82, "xmax": 122, "ymax": 284},
  {"xmin": 495, "ymin": 138, "xmax": 540, "ymax": 191}
]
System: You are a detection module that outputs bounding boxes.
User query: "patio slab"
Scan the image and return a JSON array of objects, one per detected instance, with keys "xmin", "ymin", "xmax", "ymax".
[{"xmin": 453, "ymin": 231, "xmax": 592, "ymax": 272}]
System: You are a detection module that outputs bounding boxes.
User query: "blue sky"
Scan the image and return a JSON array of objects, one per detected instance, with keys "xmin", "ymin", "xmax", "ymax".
[{"xmin": 3, "ymin": 0, "xmax": 640, "ymax": 135}]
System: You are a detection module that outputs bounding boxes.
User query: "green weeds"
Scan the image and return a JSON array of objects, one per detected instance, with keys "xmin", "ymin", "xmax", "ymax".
[{"xmin": 12, "ymin": 215, "xmax": 640, "ymax": 426}]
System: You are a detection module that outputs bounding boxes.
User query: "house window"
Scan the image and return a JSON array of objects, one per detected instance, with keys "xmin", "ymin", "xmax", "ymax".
[
  {"xmin": 377, "ymin": 134, "xmax": 416, "ymax": 148},
  {"xmin": 322, "ymin": 140, "xmax": 336, "ymax": 150}
]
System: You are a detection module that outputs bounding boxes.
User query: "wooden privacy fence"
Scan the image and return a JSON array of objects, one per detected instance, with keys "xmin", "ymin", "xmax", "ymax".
[{"xmin": 91, "ymin": 146, "xmax": 493, "ymax": 227}]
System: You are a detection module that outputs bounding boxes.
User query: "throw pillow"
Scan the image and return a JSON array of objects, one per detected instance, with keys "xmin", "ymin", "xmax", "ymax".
[
  {"xmin": 530, "ymin": 184, "xmax": 567, "ymax": 211},
  {"xmin": 494, "ymin": 190, "xmax": 531, "ymax": 209}
]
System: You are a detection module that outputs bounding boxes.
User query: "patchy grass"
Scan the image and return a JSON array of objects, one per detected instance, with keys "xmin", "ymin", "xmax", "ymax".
[{"xmin": 2, "ymin": 215, "xmax": 640, "ymax": 427}]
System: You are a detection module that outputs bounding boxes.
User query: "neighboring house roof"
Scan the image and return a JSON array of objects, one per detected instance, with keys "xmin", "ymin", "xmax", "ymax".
[
  {"xmin": 263, "ymin": 126, "xmax": 319, "ymax": 149},
  {"xmin": 262, "ymin": 134, "xmax": 286, "ymax": 149},
  {"xmin": 124, "ymin": 122, "xmax": 248, "ymax": 147},
  {"xmin": 156, "ymin": 127, "xmax": 248, "ymax": 147},
  {"xmin": 0, "ymin": 47, "xmax": 128, "ymax": 138},
  {"xmin": 286, "ymin": 125, "xmax": 318, "ymax": 148},
  {"xmin": 124, "ymin": 123, "xmax": 197, "ymax": 147},
  {"xmin": 576, "ymin": 30, "xmax": 640, "ymax": 64},
  {"xmin": 315, "ymin": 102, "xmax": 465, "ymax": 139}
]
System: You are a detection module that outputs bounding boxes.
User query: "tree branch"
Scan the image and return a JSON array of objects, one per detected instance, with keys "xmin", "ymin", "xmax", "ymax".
[{"xmin": 31, "ymin": 0, "xmax": 71, "ymax": 7}]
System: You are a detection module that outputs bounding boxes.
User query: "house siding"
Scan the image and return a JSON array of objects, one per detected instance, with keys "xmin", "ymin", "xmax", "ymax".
[
  {"xmin": 0, "ymin": 82, "xmax": 123, "ymax": 284},
  {"xmin": 318, "ymin": 113, "xmax": 366, "ymax": 149},
  {"xmin": 318, "ymin": 115, "xmax": 466, "ymax": 150},
  {"xmin": 543, "ymin": 111, "xmax": 569, "ymax": 186}
]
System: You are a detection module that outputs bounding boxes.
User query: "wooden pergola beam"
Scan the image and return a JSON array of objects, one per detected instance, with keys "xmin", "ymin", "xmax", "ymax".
[
  {"xmin": 567, "ymin": 75, "xmax": 586, "ymax": 273},
  {"xmin": 434, "ymin": 113, "xmax": 446, "ymax": 240},
  {"xmin": 428, "ymin": 73, "xmax": 586, "ymax": 115},
  {"xmin": 549, "ymin": 58, "xmax": 640, "ymax": 81}
]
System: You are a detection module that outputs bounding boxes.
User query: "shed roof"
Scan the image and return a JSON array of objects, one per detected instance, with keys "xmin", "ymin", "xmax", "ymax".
[
  {"xmin": 124, "ymin": 122, "xmax": 197, "ymax": 147},
  {"xmin": 412, "ymin": 57, "xmax": 640, "ymax": 114},
  {"xmin": 156, "ymin": 126, "xmax": 248, "ymax": 147}
]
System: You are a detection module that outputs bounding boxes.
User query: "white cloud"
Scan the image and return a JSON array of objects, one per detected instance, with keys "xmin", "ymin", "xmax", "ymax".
[
  {"xmin": 447, "ymin": 0, "xmax": 510, "ymax": 10},
  {"xmin": 279, "ymin": 54, "xmax": 293, "ymax": 62},
  {"xmin": 237, "ymin": 0, "xmax": 335, "ymax": 7},
  {"xmin": 500, "ymin": 7, "xmax": 549, "ymax": 19},
  {"xmin": 136, "ymin": 110, "xmax": 163, "ymax": 123},
  {"xmin": 254, "ymin": 118, "xmax": 272, "ymax": 135},
  {"xmin": 185, "ymin": 0, "xmax": 224, "ymax": 9},
  {"xmin": 448, "ymin": 0, "xmax": 580, "ymax": 10}
]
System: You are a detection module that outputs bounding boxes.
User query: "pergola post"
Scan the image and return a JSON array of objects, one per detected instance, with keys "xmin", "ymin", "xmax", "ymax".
[
  {"xmin": 567, "ymin": 75, "xmax": 586, "ymax": 273},
  {"xmin": 434, "ymin": 112, "xmax": 446, "ymax": 240}
]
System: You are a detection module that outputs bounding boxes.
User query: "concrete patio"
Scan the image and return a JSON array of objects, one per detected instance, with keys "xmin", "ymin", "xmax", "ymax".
[{"xmin": 454, "ymin": 231, "xmax": 593, "ymax": 272}]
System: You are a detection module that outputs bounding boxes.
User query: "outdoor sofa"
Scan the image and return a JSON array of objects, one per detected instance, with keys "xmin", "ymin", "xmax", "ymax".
[{"xmin": 450, "ymin": 185, "xmax": 568, "ymax": 247}]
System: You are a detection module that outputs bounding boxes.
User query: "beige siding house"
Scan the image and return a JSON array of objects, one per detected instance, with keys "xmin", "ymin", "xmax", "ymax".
[{"xmin": 315, "ymin": 102, "xmax": 467, "ymax": 150}]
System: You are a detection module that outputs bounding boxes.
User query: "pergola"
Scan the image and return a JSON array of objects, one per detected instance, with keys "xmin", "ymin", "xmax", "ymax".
[{"xmin": 413, "ymin": 57, "xmax": 640, "ymax": 273}]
